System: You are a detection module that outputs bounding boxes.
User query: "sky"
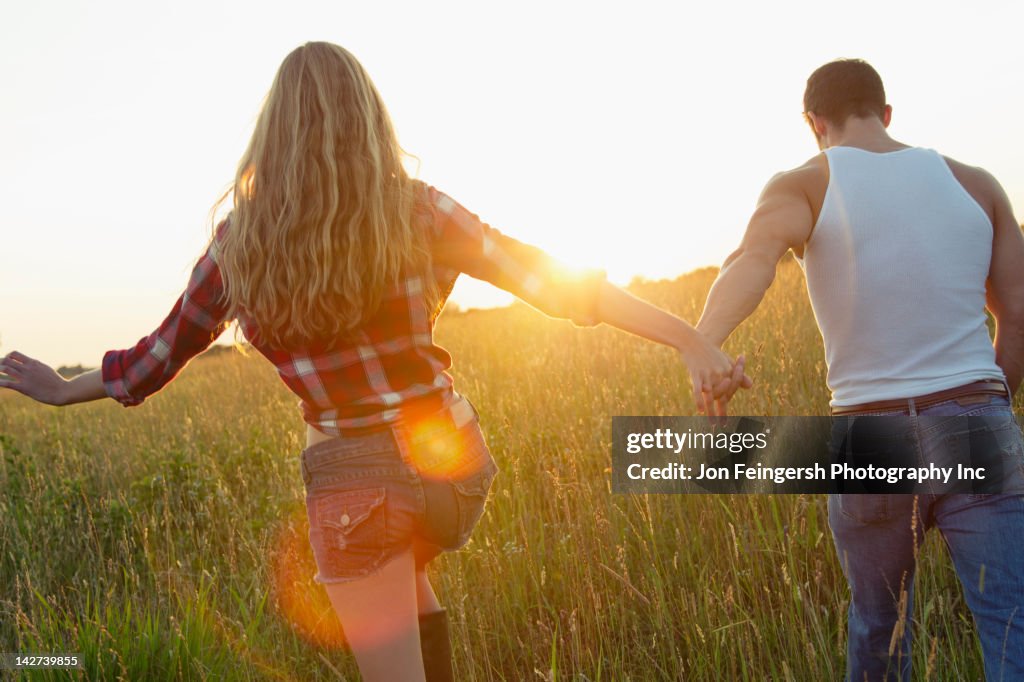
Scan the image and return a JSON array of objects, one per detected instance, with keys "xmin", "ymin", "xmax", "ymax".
[{"xmin": 2, "ymin": 0, "xmax": 1022, "ymax": 367}]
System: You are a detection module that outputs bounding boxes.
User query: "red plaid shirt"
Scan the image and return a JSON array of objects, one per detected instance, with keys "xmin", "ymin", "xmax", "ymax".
[{"xmin": 102, "ymin": 186, "xmax": 606, "ymax": 434}]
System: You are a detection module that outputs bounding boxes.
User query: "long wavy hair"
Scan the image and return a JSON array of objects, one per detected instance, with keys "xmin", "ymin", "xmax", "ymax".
[{"xmin": 213, "ymin": 42, "xmax": 434, "ymax": 348}]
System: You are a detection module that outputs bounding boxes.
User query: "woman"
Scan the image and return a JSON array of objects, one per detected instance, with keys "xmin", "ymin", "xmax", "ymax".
[{"xmin": 0, "ymin": 42, "xmax": 749, "ymax": 681}]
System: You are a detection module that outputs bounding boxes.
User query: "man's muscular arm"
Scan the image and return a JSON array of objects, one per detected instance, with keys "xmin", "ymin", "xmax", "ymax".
[
  {"xmin": 982, "ymin": 174, "xmax": 1024, "ymax": 396},
  {"xmin": 696, "ymin": 161, "xmax": 819, "ymax": 346}
]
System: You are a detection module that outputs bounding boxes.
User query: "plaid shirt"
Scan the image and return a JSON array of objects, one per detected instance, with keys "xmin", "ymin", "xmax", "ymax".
[{"xmin": 102, "ymin": 186, "xmax": 606, "ymax": 435}]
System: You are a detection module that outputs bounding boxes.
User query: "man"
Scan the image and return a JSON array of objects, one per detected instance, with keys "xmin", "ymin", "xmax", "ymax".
[{"xmin": 695, "ymin": 59, "xmax": 1024, "ymax": 680}]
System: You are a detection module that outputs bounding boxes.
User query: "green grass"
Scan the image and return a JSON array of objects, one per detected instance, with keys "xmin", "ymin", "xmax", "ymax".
[{"xmin": 1, "ymin": 261, "xmax": 1016, "ymax": 680}]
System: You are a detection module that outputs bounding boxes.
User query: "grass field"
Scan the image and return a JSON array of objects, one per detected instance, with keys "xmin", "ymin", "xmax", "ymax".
[{"xmin": 2, "ymin": 260, "xmax": 1019, "ymax": 680}]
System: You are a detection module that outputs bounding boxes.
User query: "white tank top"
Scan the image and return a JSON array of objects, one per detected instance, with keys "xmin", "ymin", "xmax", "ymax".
[{"xmin": 797, "ymin": 146, "xmax": 1004, "ymax": 406}]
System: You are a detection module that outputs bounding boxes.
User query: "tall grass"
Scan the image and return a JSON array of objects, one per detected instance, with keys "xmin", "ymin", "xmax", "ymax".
[{"xmin": 1, "ymin": 261, "xmax": 1013, "ymax": 680}]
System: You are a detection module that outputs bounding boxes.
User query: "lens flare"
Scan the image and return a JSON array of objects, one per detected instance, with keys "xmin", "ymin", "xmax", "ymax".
[
  {"xmin": 271, "ymin": 503, "xmax": 423, "ymax": 654},
  {"xmin": 271, "ymin": 505, "xmax": 347, "ymax": 649},
  {"xmin": 404, "ymin": 416, "xmax": 470, "ymax": 480}
]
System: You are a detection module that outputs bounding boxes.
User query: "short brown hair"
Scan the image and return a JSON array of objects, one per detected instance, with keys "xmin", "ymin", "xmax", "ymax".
[{"xmin": 803, "ymin": 59, "xmax": 886, "ymax": 124}]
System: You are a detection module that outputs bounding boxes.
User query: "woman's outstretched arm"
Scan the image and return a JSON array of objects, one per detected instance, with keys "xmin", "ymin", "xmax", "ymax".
[
  {"xmin": 3, "ymin": 222, "xmax": 232, "ymax": 409},
  {"xmin": 0, "ymin": 353, "xmax": 106, "ymax": 405},
  {"xmin": 428, "ymin": 187, "xmax": 752, "ymax": 414},
  {"xmin": 594, "ymin": 282, "xmax": 751, "ymax": 415}
]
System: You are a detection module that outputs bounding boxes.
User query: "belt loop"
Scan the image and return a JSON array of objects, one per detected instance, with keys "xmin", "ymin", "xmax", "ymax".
[
  {"xmin": 390, "ymin": 423, "xmax": 417, "ymax": 475},
  {"xmin": 908, "ymin": 398, "xmax": 917, "ymax": 417},
  {"xmin": 451, "ymin": 395, "xmax": 476, "ymax": 429}
]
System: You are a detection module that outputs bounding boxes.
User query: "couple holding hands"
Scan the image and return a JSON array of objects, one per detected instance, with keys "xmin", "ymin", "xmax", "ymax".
[{"xmin": 3, "ymin": 43, "xmax": 1022, "ymax": 681}]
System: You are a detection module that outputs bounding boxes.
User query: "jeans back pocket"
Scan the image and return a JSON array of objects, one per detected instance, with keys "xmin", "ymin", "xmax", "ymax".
[
  {"xmin": 941, "ymin": 411, "xmax": 1024, "ymax": 496},
  {"xmin": 452, "ymin": 457, "xmax": 499, "ymax": 547},
  {"xmin": 836, "ymin": 493, "xmax": 891, "ymax": 524},
  {"xmin": 308, "ymin": 487, "xmax": 388, "ymax": 582},
  {"xmin": 414, "ymin": 421, "xmax": 499, "ymax": 550}
]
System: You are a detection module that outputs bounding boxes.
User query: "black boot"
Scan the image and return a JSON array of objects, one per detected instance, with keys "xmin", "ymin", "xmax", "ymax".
[{"xmin": 419, "ymin": 609, "xmax": 454, "ymax": 682}]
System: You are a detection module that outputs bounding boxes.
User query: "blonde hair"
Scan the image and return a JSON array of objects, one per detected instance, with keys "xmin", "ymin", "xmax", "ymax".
[{"xmin": 213, "ymin": 42, "xmax": 434, "ymax": 348}]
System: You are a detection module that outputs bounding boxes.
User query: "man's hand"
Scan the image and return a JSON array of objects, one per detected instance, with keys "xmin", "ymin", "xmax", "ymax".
[
  {"xmin": 679, "ymin": 336, "xmax": 753, "ymax": 417},
  {"xmin": 0, "ymin": 351, "xmax": 68, "ymax": 405}
]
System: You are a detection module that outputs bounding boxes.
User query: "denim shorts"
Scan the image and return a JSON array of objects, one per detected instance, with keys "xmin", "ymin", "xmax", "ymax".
[{"xmin": 299, "ymin": 399, "xmax": 499, "ymax": 584}]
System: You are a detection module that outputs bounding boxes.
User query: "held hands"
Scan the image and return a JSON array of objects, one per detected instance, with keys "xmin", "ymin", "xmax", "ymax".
[
  {"xmin": 678, "ymin": 336, "xmax": 753, "ymax": 417},
  {"xmin": 0, "ymin": 351, "xmax": 68, "ymax": 406}
]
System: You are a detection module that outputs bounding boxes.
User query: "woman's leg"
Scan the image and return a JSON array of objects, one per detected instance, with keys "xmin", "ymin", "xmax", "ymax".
[
  {"xmin": 413, "ymin": 538, "xmax": 454, "ymax": 682},
  {"xmin": 323, "ymin": 547, "xmax": 425, "ymax": 682},
  {"xmin": 414, "ymin": 538, "xmax": 443, "ymax": 613},
  {"xmin": 416, "ymin": 571, "xmax": 442, "ymax": 613},
  {"xmin": 403, "ymin": 414, "xmax": 497, "ymax": 682}
]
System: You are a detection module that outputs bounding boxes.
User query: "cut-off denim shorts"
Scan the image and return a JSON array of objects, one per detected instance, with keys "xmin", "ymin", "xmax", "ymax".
[{"xmin": 299, "ymin": 397, "xmax": 499, "ymax": 584}]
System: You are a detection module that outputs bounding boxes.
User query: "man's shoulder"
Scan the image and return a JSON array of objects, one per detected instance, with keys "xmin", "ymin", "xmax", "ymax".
[
  {"xmin": 766, "ymin": 154, "xmax": 828, "ymax": 192},
  {"xmin": 761, "ymin": 154, "xmax": 830, "ymax": 215},
  {"xmin": 940, "ymin": 154, "xmax": 999, "ymax": 222},
  {"xmin": 941, "ymin": 154, "xmax": 998, "ymax": 186}
]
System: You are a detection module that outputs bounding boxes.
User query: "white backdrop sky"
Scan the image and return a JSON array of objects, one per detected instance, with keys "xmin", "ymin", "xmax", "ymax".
[{"xmin": 2, "ymin": 0, "xmax": 1022, "ymax": 366}]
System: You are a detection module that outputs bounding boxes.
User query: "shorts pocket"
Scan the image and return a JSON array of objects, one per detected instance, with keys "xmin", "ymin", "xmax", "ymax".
[
  {"xmin": 307, "ymin": 487, "xmax": 388, "ymax": 582},
  {"xmin": 452, "ymin": 457, "xmax": 498, "ymax": 547}
]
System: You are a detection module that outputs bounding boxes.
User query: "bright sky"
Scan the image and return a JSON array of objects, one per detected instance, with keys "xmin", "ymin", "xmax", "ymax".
[{"xmin": 2, "ymin": 0, "xmax": 1022, "ymax": 367}]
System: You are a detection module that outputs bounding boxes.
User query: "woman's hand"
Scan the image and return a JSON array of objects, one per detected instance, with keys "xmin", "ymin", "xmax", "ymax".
[
  {"xmin": 588, "ymin": 282, "xmax": 753, "ymax": 415},
  {"xmin": 679, "ymin": 336, "xmax": 753, "ymax": 417},
  {"xmin": 0, "ymin": 351, "xmax": 68, "ymax": 405}
]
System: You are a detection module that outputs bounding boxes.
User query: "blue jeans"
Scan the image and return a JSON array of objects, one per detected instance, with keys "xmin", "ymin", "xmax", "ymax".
[{"xmin": 828, "ymin": 395, "xmax": 1024, "ymax": 681}]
